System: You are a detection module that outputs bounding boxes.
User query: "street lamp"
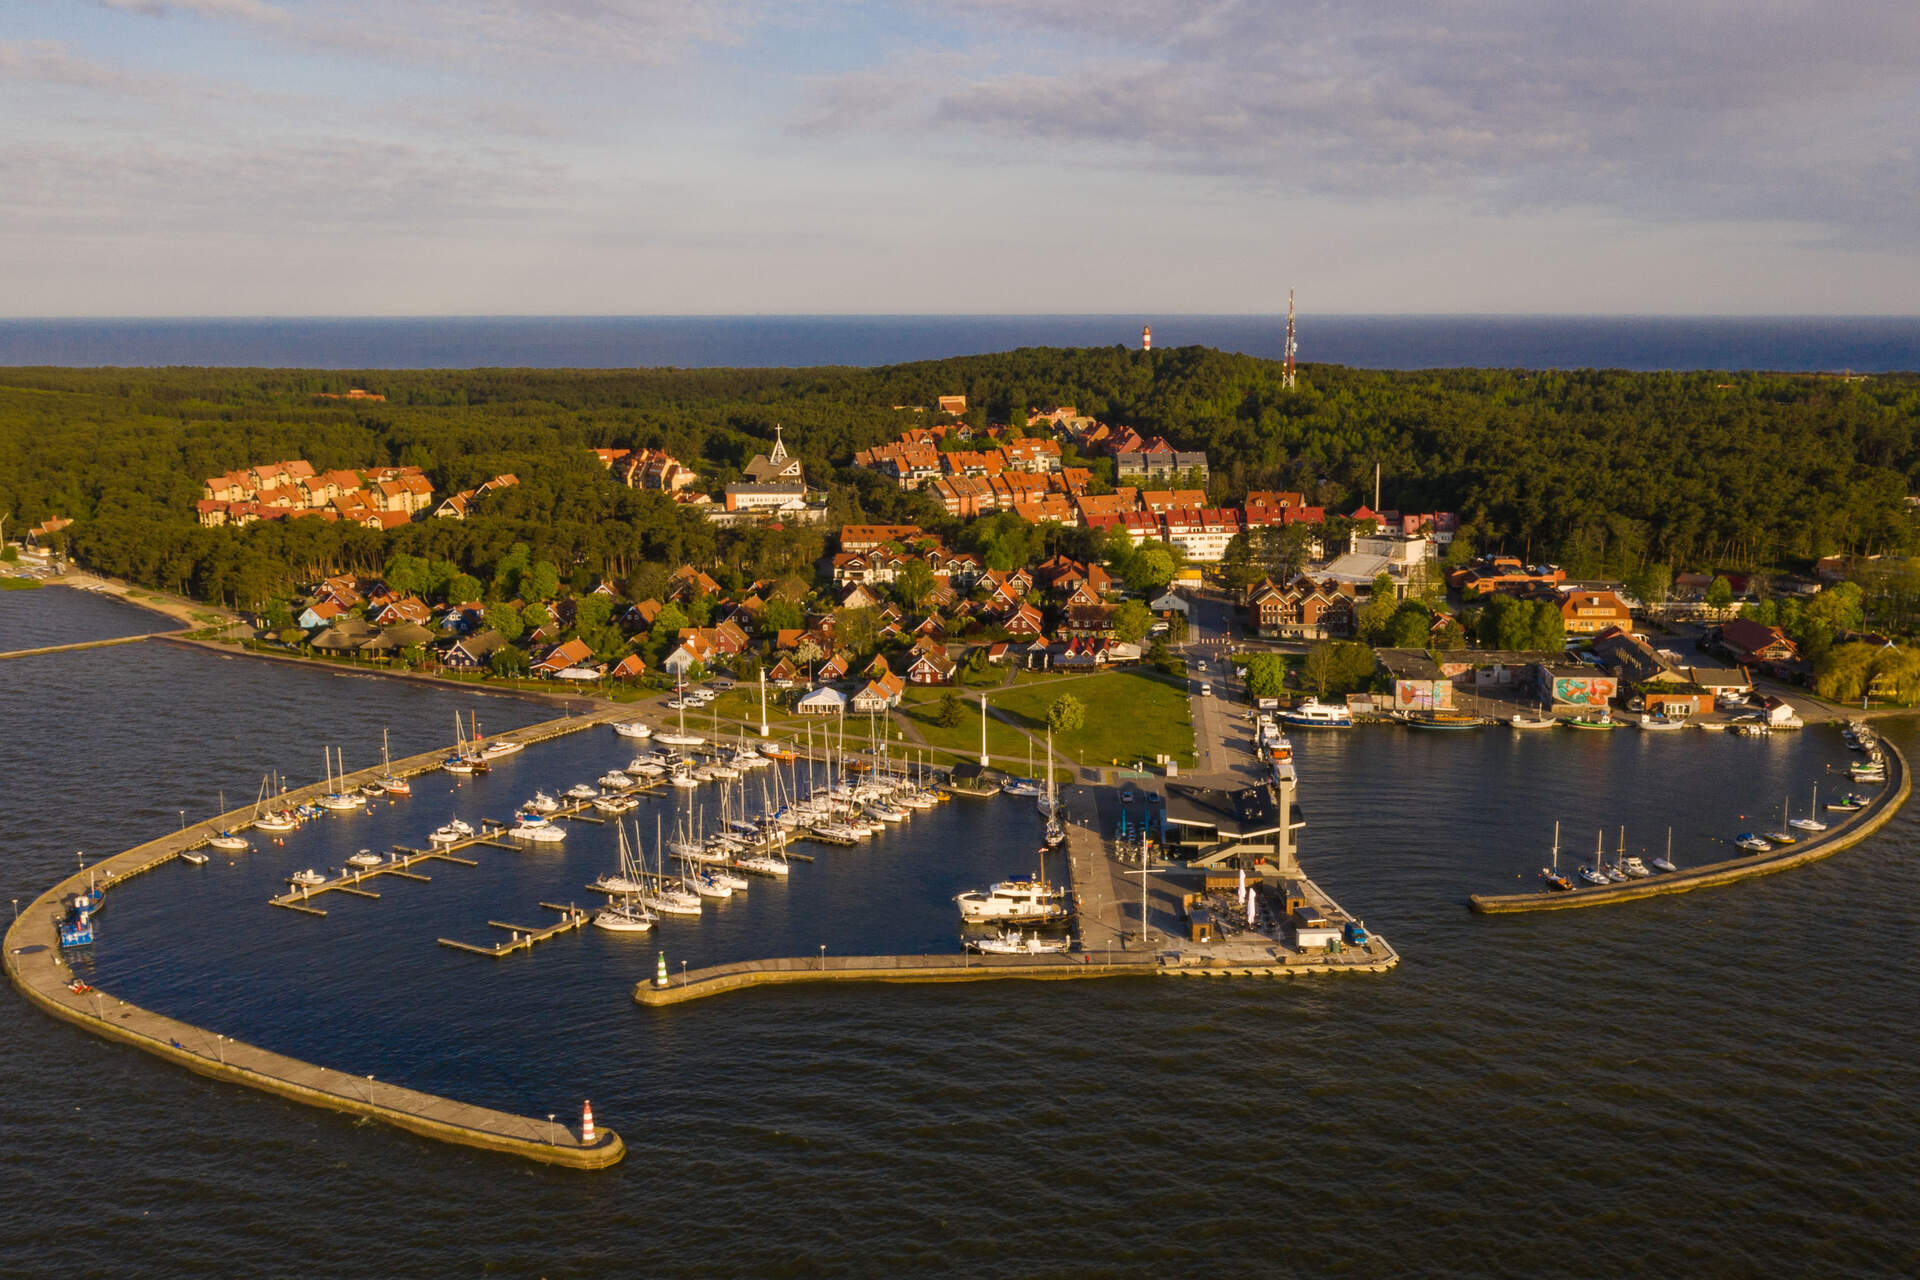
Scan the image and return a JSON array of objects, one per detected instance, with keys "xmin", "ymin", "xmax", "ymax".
[
  {"xmin": 818, "ymin": 944, "xmax": 826, "ymax": 971},
  {"xmin": 547, "ymin": 1114, "xmax": 556, "ymax": 1145}
]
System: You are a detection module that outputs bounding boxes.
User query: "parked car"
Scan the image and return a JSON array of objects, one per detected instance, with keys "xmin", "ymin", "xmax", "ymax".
[{"xmin": 1120, "ymin": 784, "xmax": 1136, "ymax": 804}]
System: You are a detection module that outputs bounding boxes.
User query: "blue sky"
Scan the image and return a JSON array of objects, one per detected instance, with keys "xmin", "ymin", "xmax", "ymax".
[{"xmin": 4, "ymin": 0, "xmax": 1917, "ymax": 315}]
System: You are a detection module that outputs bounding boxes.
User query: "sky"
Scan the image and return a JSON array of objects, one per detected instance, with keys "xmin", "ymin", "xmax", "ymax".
[{"xmin": 3, "ymin": 0, "xmax": 1918, "ymax": 316}]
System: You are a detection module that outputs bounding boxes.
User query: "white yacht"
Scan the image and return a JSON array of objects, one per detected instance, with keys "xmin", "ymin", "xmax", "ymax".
[
  {"xmin": 207, "ymin": 830, "xmax": 250, "ymax": 852},
  {"xmin": 346, "ymin": 849, "xmax": 385, "ymax": 869},
  {"xmin": 525, "ymin": 791, "xmax": 562, "ymax": 813},
  {"xmin": 287, "ymin": 868, "xmax": 327, "ymax": 888},
  {"xmin": 629, "ymin": 758, "xmax": 668, "ymax": 778},
  {"xmin": 510, "ymin": 821, "xmax": 568, "ymax": 843},
  {"xmin": 668, "ymin": 766, "xmax": 700, "ymax": 790},
  {"xmin": 593, "ymin": 794, "xmax": 639, "ymax": 815},
  {"xmin": 599, "ymin": 770, "xmax": 634, "ymax": 790},
  {"xmin": 564, "ymin": 783, "xmax": 599, "ymax": 801},
  {"xmin": 1279, "ymin": 698, "xmax": 1354, "ymax": 729},
  {"xmin": 480, "ymin": 738, "xmax": 523, "ymax": 759},
  {"xmin": 611, "ymin": 721, "xmax": 653, "ymax": 739},
  {"xmin": 956, "ymin": 876, "xmax": 1070, "ymax": 924}
]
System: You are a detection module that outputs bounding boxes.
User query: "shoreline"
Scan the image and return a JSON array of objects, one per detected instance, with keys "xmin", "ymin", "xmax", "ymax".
[{"xmin": 3, "ymin": 706, "xmax": 629, "ymax": 1169}]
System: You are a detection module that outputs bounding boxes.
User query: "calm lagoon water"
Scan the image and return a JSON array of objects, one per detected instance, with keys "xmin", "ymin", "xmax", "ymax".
[{"xmin": 3, "ymin": 587, "xmax": 1917, "ymax": 1276}]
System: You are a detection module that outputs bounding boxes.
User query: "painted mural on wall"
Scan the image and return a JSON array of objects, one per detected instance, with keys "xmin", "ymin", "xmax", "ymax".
[
  {"xmin": 1396, "ymin": 680, "xmax": 1454, "ymax": 711},
  {"xmin": 1552, "ymin": 676, "xmax": 1617, "ymax": 706}
]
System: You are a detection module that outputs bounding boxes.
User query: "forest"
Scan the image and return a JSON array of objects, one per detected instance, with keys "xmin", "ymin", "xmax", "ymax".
[{"xmin": 3, "ymin": 349, "xmax": 1917, "ymax": 609}]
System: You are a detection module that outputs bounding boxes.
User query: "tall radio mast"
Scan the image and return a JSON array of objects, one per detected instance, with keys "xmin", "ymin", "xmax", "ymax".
[{"xmin": 1282, "ymin": 288, "xmax": 1297, "ymax": 390}]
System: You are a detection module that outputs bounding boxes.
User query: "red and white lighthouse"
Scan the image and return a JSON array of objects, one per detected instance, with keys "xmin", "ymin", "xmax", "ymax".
[
  {"xmin": 581, "ymin": 1100, "xmax": 595, "ymax": 1144},
  {"xmin": 1141, "ymin": 323, "xmax": 1152, "ymax": 352}
]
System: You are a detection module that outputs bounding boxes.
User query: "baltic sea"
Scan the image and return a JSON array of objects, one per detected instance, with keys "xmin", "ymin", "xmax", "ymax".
[{"xmin": 2, "ymin": 315, "xmax": 1918, "ymax": 372}]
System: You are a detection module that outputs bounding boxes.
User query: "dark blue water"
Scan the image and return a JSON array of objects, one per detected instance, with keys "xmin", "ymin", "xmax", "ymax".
[
  {"xmin": 4, "ymin": 591, "xmax": 1918, "ymax": 1276},
  {"xmin": 0, "ymin": 585, "xmax": 176, "ymax": 651},
  {"xmin": 1, "ymin": 315, "xmax": 1916, "ymax": 372}
]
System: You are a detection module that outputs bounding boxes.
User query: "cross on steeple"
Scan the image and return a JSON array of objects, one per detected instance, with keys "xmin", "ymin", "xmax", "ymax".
[{"xmin": 769, "ymin": 425, "xmax": 787, "ymax": 463}]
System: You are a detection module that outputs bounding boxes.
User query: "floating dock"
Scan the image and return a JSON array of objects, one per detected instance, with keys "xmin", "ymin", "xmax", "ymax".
[
  {"xmin": 4, "ymin": 704, "xmax": 630, "ymax": 1168},
  {"xmin": 439, "ymin": 903, "xmax": 590, "ymax": 958},
  {"xmin": 1470, "ymin": 740, "xmax": 1910, "ymax": 913}
]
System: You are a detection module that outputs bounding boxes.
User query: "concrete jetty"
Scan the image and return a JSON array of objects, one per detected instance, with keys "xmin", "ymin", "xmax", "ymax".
[
  {"xmin": 1470, "ymin": 740, "xmax": 1910, "ymax": 914},
  {"xmin": 0, "ymin": 631, "xmax": 182, "ymax": 661},
  {"xmin": 4, "ymin": 704, "xmax": 630, "ymax": 1168}
]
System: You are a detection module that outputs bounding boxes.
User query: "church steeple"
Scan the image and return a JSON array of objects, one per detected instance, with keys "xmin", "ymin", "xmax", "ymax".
[{"xmin": 769, "ymin": 424, "xmax": 788, "ymax": 464}]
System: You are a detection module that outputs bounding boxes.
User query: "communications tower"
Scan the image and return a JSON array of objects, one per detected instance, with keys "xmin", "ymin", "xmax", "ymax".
[{"xmin": 1282, "ymin": 289, "xmax": 1297, "ymax": 390}]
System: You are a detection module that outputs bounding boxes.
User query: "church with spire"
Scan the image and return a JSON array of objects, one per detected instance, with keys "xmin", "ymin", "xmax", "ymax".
[{"xmin": 716, "ymin": 425, "xmax": 825, "ymax": 524}]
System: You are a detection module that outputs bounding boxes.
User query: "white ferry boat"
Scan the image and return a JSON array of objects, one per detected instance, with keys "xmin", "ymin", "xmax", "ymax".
[{"xmin": 1278, "ymin": 698, "xmax": 1353, "ymax": 729}]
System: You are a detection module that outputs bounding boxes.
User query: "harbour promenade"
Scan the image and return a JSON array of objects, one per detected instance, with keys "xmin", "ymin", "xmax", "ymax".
[
  {"xmin": 4, "ymin": 705, "xmax": 629, "ymax": 1169},
  {"xmin": 1470, "ymin": 740, "xmax": 1910, "ymax": 913}
]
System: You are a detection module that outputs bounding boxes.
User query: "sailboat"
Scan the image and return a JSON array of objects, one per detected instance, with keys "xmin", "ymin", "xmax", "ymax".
[
  {"xmin": 655, "ymin": 673, "xmax": 706, "ymax": 748},
  {"xmin": 207, "ymin": 790, "xmax": 250, "ymax": 851},
  {"xmin": 592, "ymin": 824, "xmax": 657, "ymax": 933},
  {"xmin": 1036, "ymin": 728, "xmax": 1056, "ymax": 817},
  {"xmin": 589, "ymin": 820, "xmax": 648, "ymax": 894},
  {"xmin": 1538, "ymin": 820, "xmax": 1572, "ymax": 891},
  {"xmin": 1002, "ymin": 734, "xmax": 1042, "ymax": 798},
  {"xmin": 1789, "ymin": 783, "xmax": 1828, "ymax": 833},
  {"xmin": 1576, "ymin": 829, "xmax": 1611, "ymax": 886},
  {"xmin": 1649, "ymin": 827, "xmax": 1678, "ymax": 874},
  {"xmin": 376, "ymin": 728, "xmax": 411, "ymax": 795},
  {"xmin": 318, "ymin": 747, "xmax": 363, "ymax": 811}
]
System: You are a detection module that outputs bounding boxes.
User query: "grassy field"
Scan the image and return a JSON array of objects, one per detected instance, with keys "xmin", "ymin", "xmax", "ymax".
[
  {"xmin": 988, "ymin": 669, "xmax": 1197, "ymax": 768},
  {"xmin": 896, "ymin": 686, "xmax": 1034, "ymax": 761}
]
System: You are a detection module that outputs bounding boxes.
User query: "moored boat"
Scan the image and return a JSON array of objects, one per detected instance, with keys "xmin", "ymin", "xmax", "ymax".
[{"xmin": 1279, "ymin": 698, "xmax": 1354, "ymax": 729}]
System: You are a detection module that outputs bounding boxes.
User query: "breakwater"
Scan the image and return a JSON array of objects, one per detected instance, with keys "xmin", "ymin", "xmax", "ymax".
[
  {"xmin": 4, "ymin": 704, "xmax": 629, "ymax": 1169},
  {"xmin": 1469, "ymin": 740, "xmax": 1910, "ymax": 913}
]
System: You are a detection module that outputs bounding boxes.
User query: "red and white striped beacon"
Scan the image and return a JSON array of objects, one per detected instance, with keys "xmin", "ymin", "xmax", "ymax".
[
  {"xmin": 581, "ymin": 1100, "xmax": 595, "ymax": 1144},
  {"xmin": 1141, "ymin": 323, "xmax": 1152, "ymax": 352}
]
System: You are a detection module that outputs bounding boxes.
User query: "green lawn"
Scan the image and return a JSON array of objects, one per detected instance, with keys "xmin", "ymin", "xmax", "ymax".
[
  {"xmin": 989, "ymin": 669, "xmax": 1197, "ymax": 768},
  {"xmin": 896, "ymin": 686, "xmax": 1033, "ymax": 760}
]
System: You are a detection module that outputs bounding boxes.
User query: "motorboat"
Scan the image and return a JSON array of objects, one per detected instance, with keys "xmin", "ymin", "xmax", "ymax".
[
  {"xmin": 564, "ymin": 784, "xmax": 599, "ymax": 801},
  {"xmin": 1278, "ymin": 698, "xmax": 1354, "ymax": 729},
  {"xmin": 1636, "ymin": 714, "xmax": 1687, "ymax": 731},
  {"xmin": 1734, "ymin": 833, "xmax": 1772, "ymax": 852},
  {"xmin": 760, "ymin": 742, "xmax": 795, "ymax": 761},
  {"xmin": 360, "ymin": 781, "xmax": 387, "ymax": 798},
  {"xmin": 1620, "ymin": 856, "xmax": 1652, "ymax": 878},
  {"xmin": 1564, "ymin": 711, "xmax": 1618, "ymax": 730},
  {"xmin": 179, "ymin": 850, "xmax": 209, "ymax": 866},
  {"xmin": 428, "ymin": 825, "xmax": 463, "ymax": 845},
  {"xmin": 288, "ymin": 868, "xmax": 327, "ymax": 888},
  {"xmin": 480, "ymin": 739, "xmax": 523, "ymax": 759},
  {"xmin": 999, "ymin": 777, "xmax": 1042, "ymax": 798},
  {"xmin": 629, "ymin": 759, "xmax": 668, "ymax": 778},
  {"xmin": 867, "ymin": 801, "xmax": 907, "ymax": 823},
  {"xmin": 612, "ymin": 721, "xmax": 653, "ymax": 739},
  {"xmin": 707, "ymin": 761, "xmax": 741, "ymax": 780},
  {"xmin": 525, "ymin": 791, "xmax": 562, "ymax": 812},
  {"xmin": 669, "ymin": 768, "xmax": 700, "ymax": 790},
  {"xmin": 1789, "ymin": 816, "xmax": 1827, "ymax": 833},
  {"xmin": 1509, "ymin": 713, "xmax": 1558, "ymax": 730},
  {"xmin": 346, "ymin": 849, "xmax": 385, "ymax": 869},
  {"xmin": 510, "ymin": 821, "xmax": 568, "ymax": 843},
  {"xmin": 599, "ymin": 770, "xmax": 634, "ymax": 790},
  {"xmin": 965, "ymin": 930, "xmax": 1070, "ymax": 955},
  {"xmin": 956, "ymin": 875, "xmax": 1070, "ymax": 924},
  {"xmin": 593, "ymin": 794, "xmax": 639, "ymax": 815}
]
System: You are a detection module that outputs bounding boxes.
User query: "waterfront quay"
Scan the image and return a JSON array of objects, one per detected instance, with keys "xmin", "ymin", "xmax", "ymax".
[
  {"xmin": 636, "ymin": 774, "xmax": 1398, "ymax": 1009},
  {"xmin": 1471, "ymin": 739, "xmax": 1911, "ymax": 913},
  {"xmin": 4, "ymin": 704, "xmax": 630, "ymax": 1169}
]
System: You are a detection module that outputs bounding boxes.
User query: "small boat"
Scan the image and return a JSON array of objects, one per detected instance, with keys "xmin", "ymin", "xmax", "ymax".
[
  {"xmin": 1763, "ymin": 830, "xmax": 1797, "ymax": 846},
  {"xmin": 1734, "ymin": 833, "xmax": 1772, "ymax": 852},
  {"xmin": 288, "ymin": 868, "xmax": 327, "ymax": 888},
  {"xmin": 510, "ymin": 822, "xmax": 568, "ymax": 843},
  {"xmin": 1576, "ymin": 864, "xmax": 1611, "ymax": 886},
  {"xmin": 629, "ymin": 759, "xmax": 667, "ymax": 778},
  {"xmin": 1621, "ymin": 856, "xmax": 1651, "ymax": 878},
  {"xmin": 360, "ymin": 781, "xmax": 387, "ymax": 798},
  {"xmin": 1636, "ymin": 714, "xmax": 1687, "ymax": 731},
  {"xmin": 690, "ymin": 870, "xmax": 734, "ymax": 900},
  {"xmin": 180, "ymin": 850, "xmax": 209, "ymax": 866},
  {"xmin": 759, "ymin": 742, "xmax": 795, "ymax": 761},
  {"xmin": 523, "ymin": 791, "xmax": 560, "ymax": 812},
  {"xmin": 563, "ymin": 784, "xmax": 597, "ymax": 801},
  {"xmin": 668, "ymin": 767, "xmax": 700, "ymax": 790},
  {"xmin": 966, "ymin": 929, "xmax": 1070, "ymax": 955},
  {"xmin": 1564, "ymin": 711, "xmax": 1618, "ymax": 730},
  {"xmin": 479, "ymin": 738, "xmax": 522, "ymax": 759},
  {"xmin": 1279, "ymin": 698, "xmax": 1354, "ymax": 729},
  {"xmin": 207, "ymin": 831, "xmax": 250, "ymax": 852},
  {"xmin": 1509, "ymin": 713, "xmax": 1558, "ymax": 730},
  {"xmin": 736, "ymin": 853, "xmax": 791, "ymax": 877},
  {"xmin": 1404, "ymin": 712, "xmax": 1489, "ymax": 730},
  {"xmin": 599, "ymin": 770, "xmax": 634, "ymax": 790},
  {"xmin": 703, "ymin": 867, "xmax": 750, "ymax": 892},
  {"xmin": 1826, "ymin": 795, "xmax": 1865, "ymax": 812},
  {"xmin": 612, "ymin": 721, "xmax": 653, "ymax": 739},
  {"xmin": 254, "ymin": 810, "xmax": 299, "ymax": 833},
  {"xmin": 593, "ymin": 794, "xmax": 639, "ymax": 815},
  {"xmin": 1791, "ymin": 784, "xmax": 1827, "ymax": 832},
  {"xmin": 999, "ymin": 777, "xmax": 1042, "ymax": 798}
]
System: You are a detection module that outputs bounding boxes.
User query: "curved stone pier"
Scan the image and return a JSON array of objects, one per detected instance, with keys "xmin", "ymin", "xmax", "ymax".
[
  {"xmin": 4, "ymin": 707, "xmax": 628, "ymax": 1169},
  {"xmin": 1470, "ymin": 739, "xmax": 1910, "ymax": 914}
]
